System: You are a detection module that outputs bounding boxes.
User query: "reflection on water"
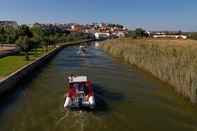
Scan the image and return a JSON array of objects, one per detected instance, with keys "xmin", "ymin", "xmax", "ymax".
[{"xmin": 0, "ymin": 42, "xmax": 197, "ymax": 131}]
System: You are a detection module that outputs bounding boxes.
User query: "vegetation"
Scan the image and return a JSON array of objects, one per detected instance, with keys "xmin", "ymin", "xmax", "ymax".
[
  {"xmin": 0, "ymin": 24, "xmax": 92, "ymax": 51},
  {"xmin": 127, "ymin": 28, "xmax": 148, "ymax": 38},
  {"xmin": 0, "ymin": 48, "xmax": 46, "ymax": 77},
  {"xmin": 15, "ymin": 36, "xmax": 32, "ymax": 60},
  {"xmin": 0, "ymin": 24, "xmax": 92, "ymax": 78},
  {"xmin": 190, "ymin": 32, "xmax": 197, "ymax": 40},
  {"xmin": 0, "ymin": 26, "xmax": 19, "ymax": 44},
  {"xmin": 101, "ymin": 38, "xmax": 197, "ymax": 103}
]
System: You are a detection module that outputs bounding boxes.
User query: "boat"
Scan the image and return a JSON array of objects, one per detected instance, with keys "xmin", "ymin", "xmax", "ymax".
[
  {"xmin": 64, "ymin": 75, "xmax": 96, "ymax": 110},
  {"xmin": 77, "ymin": 46, "xmax": 87, "ymax": 56},
  {"xmin": 95, "ymin": 42, "xmax": 100, "ymax": 48}
]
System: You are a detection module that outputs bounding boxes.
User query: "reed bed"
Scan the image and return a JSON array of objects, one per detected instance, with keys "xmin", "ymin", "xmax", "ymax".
[{"xmin": 101, "ymin": 38, "xmax": 197, "ymax": 103}]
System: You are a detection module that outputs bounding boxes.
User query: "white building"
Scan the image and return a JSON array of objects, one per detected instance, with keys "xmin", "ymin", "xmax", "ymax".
[
  {"xmin": 153, "ymin": 34, "xmax": 188, "ymax": 39},
  {"xmin": 94, "ymin": 32, "xmax": 110, "ymax": 40}
]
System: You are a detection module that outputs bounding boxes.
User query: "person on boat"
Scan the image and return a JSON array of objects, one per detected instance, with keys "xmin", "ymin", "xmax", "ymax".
[
  {"xmin": 84, "ymin": 80, "xmax": 94, "ymax": 100},
  {"xmin": 86, "ymin": 80, "xmax": 95, "ymax": 108},
  {"xmin": 67, "ymin": 74, "xmax": 74, "ymax": 82},
  {"xmin": 64, "ymin": 83, "xmax": 76, "ymax": 111},
  {"xmin": 67, "ymin": 83, "xmax": 77, "ymax": 98}
]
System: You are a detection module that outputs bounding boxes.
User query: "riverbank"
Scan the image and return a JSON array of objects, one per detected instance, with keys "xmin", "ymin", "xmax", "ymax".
[
  {"xmin": 0, "ymin": 48, "xmax": 51, "ymax": 77},
  {"xmin": 0, "ymin": 39, "xmax": 92, "ymax": 95},
  {"xmin": 101, "ymin": 38, "xmax": 197, "ymax": 103},
  {"xmin": 0, "ymin": 39, "xmax": 91, "ymax": 78}
]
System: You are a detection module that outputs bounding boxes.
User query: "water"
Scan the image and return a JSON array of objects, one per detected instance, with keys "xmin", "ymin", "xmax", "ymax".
[{"xmin": 1, "ymin": 42, "xmax": 197, "ymax": 131}]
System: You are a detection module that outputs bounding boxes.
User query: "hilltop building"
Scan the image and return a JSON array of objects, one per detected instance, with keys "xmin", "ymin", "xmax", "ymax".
[
  {"xmin": 149, "ymin": 31, "xmax": 188, "ymax": 39},
  {"xmin": 0, "ymin": 21, "xmax": 18, "ymax": 27}
]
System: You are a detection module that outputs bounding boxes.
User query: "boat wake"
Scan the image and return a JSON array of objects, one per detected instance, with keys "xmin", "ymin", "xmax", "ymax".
[
  {"xmin": 55, "ymin": 111, "xmax": 90, "ymax": 131},
  {"xmin": 55, "ymin": 112, "xmax": 70, "ymax": 126}
]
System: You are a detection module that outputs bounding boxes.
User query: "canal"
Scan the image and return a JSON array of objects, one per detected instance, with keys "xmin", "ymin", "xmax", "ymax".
[{"xmin": 1, "ymin": 42, "xmax": 197, "ymax": 131}]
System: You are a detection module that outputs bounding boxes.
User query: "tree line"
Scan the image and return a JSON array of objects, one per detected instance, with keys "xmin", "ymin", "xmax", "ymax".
[
  {"xmin": 127, "ymin": 28, "xmax": 149, "ymax": 38},
  {"xmin": 0, "ymin": 24, "xmax": 93, "ymax": 60}
]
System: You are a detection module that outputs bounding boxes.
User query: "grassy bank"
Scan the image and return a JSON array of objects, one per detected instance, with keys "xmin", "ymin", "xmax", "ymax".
[
  {"xmin": 0, "ymin": 39, "xmax": 91, "ymax": 78},
  {"xmin": 0, "ymin": 48, "xmax": 50, "ymax": 77},
  {"xmin": 101, "ymin": 38, "xmax": 197, "ymax": 103}
]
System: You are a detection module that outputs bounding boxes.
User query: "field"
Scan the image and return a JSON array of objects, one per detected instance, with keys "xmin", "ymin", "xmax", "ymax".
[
  {"xmin": 101, "ymin": 38, "xmax": 197, "ymax": 103},
  {"xmin": 0, "ymin": 48, "xmax": 48, "ymax": 78}
]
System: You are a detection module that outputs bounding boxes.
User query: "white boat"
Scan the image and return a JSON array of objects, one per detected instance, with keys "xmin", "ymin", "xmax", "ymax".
[
  {"xmin": 95, "ymin": 42, "xmax": 100, "ymax": 48},
  {"xmin": 64, "ymin": 76, "xmax": 96, "ymax": 110},
  {"xmin": 77, "ymin": 46, "xmax": 87, "ymax": 56}
]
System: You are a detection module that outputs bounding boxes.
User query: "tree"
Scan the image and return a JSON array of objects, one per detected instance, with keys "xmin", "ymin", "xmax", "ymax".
[
  {"xmin": 30, "ymin": 25, "xmax": 45, "ymax": 38},
  {"xmin": 30, "ymin": 36, "xmax": 41, "ymax": 56},
  {"xmin": 0, "ymin": 26, "xmax": 18, "ymax": 44},
  {"xmin": 190, "ymin": 32, "xmax": 197, "ymax": 40},
  {"xmin": 15, "ymin": 36, "xmax": 32, "ymax": 60},
  {"xmin": 135, "ymin": 28, "xmax": 146, "ymax": 38},
  {"xmin": 127, "ymin": 30, "xmax": 137, "ymax": 38},
  {"xmin": 18, "ymin": 25, "xmax": 33, "ymax": 38},
  {"xmin": 41, "ymin": 36, "xmax": 50, "ymax": 52}
]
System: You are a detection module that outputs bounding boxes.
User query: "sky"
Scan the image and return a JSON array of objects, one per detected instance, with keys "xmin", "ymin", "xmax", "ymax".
[{"xmin": 0, "ymin": 0, "xmax": 197, "ymax": 31}]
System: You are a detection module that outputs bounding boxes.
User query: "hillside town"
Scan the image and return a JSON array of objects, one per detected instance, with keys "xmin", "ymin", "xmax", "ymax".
[
  {"xmin": 32, "ymin": 22, "xmax": 189, "ymax": 40},
  {"xmin": 32, "ymin": 22, "xmax": 129, "ymax": 39},
  {"xmin": 0, "ymin": 21, "xmax": 128, "ymax": 40},
  {"xmin": 0, "ymin": 21, "xmax": 18, "ymax": 27},
  {"xmin": 0, "ymin": 20, "xmax": 191, "ymax": 40}
]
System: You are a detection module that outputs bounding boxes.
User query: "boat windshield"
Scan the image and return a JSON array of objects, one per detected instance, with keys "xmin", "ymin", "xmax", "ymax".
[
  {"xmin": 73, "ymin": 82, "xmax": 87, "ymax": 91},
  {"xmin": 71, "ymin": 82, "xmax": 88, "ymax": 95}
]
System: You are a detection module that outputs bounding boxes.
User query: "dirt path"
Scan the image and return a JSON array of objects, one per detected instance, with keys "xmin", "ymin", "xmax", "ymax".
[{"xmin": 0, "ymin": 47, "xmax": 16, "ymax": 51}]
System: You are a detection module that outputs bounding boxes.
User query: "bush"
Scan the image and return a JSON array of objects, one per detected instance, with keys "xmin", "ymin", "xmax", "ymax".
[{"xmin": 190, "ymin": 32, "xmax": 197, "ymax": 40}]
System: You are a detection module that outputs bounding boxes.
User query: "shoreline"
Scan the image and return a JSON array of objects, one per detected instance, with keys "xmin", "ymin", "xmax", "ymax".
[
  {"xmin": 101, "ymin": 38, "xmax": 197, "ymax": 103},
  {"xmin": 0, "ymin": 39, "xmax": 93, "ymax": 96}
]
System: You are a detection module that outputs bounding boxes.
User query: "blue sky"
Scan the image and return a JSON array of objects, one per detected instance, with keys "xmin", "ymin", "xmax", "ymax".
[{"xmin": 0, "ymin": 0, "xmax": 196, "ymax": 31}]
